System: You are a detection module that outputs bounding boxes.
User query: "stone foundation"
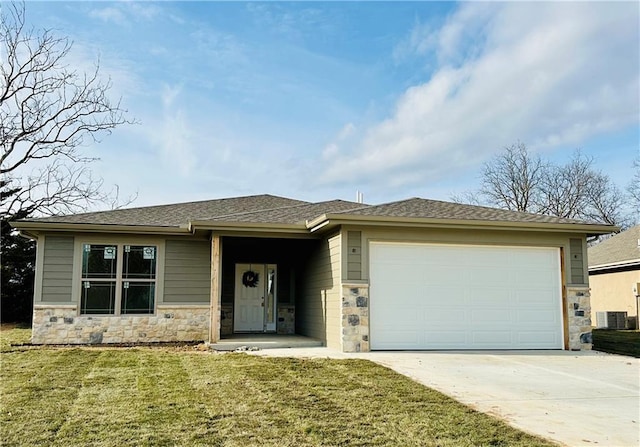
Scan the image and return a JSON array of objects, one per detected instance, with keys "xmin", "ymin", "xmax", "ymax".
[
  {"xmin": 277, "ymin": 305, "xmax": 295, "ymax": 334},
  {"xmin": 32, "ymin": 304, "xmax": 210, "ymax": 344},
  {"xmin": 341, "ymin": 284, "xmax": 370, "ymax": 352},
  {"xmin": 567, "ymin": 287, "xmax": 592, "ymax": 350},
  {"xmin": 338, "ymin": 284, "xmax": 592, "ymax": 353},
  {"xmin": 220, "ymin": 304, "xmax": 233, "ymax": 336}
]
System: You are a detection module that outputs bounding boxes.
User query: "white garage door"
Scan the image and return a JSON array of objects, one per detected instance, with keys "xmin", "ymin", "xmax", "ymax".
[{"xmin": 369, "ymin": 242, "xmax": 563, "ymax": 350}]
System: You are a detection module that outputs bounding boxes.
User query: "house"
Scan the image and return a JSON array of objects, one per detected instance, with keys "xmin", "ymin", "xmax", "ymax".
[
  {"xmin": 12, "ymin": 194, "xmax": 616, "ymax": 352},
  {"xmin": 588, "ymin": 225, "xmax": 640, "ymax": 329}
]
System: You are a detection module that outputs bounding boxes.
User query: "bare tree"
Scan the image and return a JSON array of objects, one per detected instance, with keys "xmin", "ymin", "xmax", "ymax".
[
  {"xmin": 1, "ymin": 1, "xmax": 134, "ymax": 221},
  {"xmin": 1, "ymin": 2, "xmax": 134, "ymax": 323},
  {"xmin": 582, "ymin": 170, "xmax": 626, "ymax": 226},
  {"xmin": 628, "ymin": 156, "xmax": 640, "ymax": 222},
  {"xmin": 538, "ymin": 151, "xmax": 592, "ymax": 218},
  {"xmin": 458, "ymin": 143, "xmax": 629, "ymax": 229},
  {"xmin": 478, "ymin": 142, "xmax": 546, "ymax": 213}
]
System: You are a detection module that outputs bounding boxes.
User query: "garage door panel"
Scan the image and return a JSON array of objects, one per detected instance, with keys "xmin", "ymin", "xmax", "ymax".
[
  {"xmin": 423, "ymin": 267, "xmax": 461, "ymax": 284},
  {"xmin": 471, "ymin": 330, "xmax": 513, "ymax": 346},
  {"xmin": 425, "ymin": 331, "xmax": 468, "ymax": 346},
  {"xmin": 467, "ymin": 267, "xmax": 507, "ymax": 284},
  {"xmin": 515, "ymin": 268, "xmax": 558, "ymax": 285},
  {"xmin": 515, "ymin": 289, "xmax": 559, "ymax": 306},
  {"xmin": 470, "ymin": 308, "xmax": 513, "ymax": 324},
  {"xmin": 370, "ymin": 243, "xmax": 563, "ymax": 350},
  {"xmin": 423, "ymin": 308, "xmax": 465, "ymax": 324},
  {"xmin": 374, "ymin": 330, "xmax": 420, "ymax": 347},
  {"xmin": 421, "ymin": 286, "xmax": 466, "ymax": 305},
  {"xmin": 517, "ymin": 309, "xmax": 559, "ymax": 325},
  {"xmin": 470, "ymin": 288, "xmax": 512, "ymax": 307},
  {"xmin": 377, "ymin": 307, "xmax": 421, "ymax": 323}
]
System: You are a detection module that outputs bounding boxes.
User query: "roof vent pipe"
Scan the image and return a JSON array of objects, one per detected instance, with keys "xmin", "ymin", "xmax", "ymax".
[{"xmin": 356, "ymin": 190, "xmax": 364, "ymax": 204}]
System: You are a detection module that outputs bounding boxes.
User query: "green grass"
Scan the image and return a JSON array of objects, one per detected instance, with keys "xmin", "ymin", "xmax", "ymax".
[{"xmin": 1, "ymin": 327, "xmax": 556, "ymax": 447}]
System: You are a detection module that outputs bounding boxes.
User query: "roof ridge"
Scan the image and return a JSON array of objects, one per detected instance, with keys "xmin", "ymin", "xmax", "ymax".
[
  {"xmin": 201, "ymin": 199, "xmax": 366, "ymax": 221},
  {"xmin": 198, "ymin": 201, "xmax": 314, "ymax": 221},
  {"xmin": 331, "ymin": 196, "xmax": 418, "ymax": 214}
]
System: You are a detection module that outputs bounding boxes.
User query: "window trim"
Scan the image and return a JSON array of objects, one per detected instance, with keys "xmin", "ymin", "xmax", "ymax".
[{"xmin": 73, "ymin": 237, "xmax": 165, "ymax": 316}]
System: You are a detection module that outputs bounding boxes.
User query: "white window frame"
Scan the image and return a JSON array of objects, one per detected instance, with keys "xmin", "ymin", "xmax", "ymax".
[{"xmin": 73, "ymin": 237, "xmax": 165, "ymax": 316}]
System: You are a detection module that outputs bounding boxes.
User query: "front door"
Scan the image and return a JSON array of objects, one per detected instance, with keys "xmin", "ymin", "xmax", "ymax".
[{"xmin": 234, "ymin": 264, "xmax": 277, "ymax": 332}]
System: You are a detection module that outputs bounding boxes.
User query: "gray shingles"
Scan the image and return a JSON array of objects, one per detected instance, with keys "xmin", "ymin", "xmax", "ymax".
[
  {"xmin": 588, "ymin": 225, "xmax": 640, "ymax": 267},
  {"xmin": 21, "ymin": 195, "xmax": 309, "ymax": 227},
  {"xmin": 18, "ymin": 194, "xmax": 609, "ymax": 229},
  {"xmin": 202, "ymin": 200, "xmax": 365, "ymax": 225},
  {"xmin": 332, "ymin": 197, "xmax": 600, "ymax": 225}
]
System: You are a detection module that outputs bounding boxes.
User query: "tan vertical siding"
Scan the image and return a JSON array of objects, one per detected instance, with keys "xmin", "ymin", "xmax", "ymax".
[
  {"xmin": 298, "ymin": 233, "xmax": 342, "ymax": 348},
  {"xmin": 163, "ymin": 240, "xmax": 211, "ymax": 303},
  {"xmin": 41, "ymin": 236, "xmax": 74, "ymax": 302},
  {"xmin": 346, "ymin": 230, "xmax": 362, "ymax": 280},
  {"xmin": 569, "ymin": 238, "xmax": 585, "ymax": 285}
]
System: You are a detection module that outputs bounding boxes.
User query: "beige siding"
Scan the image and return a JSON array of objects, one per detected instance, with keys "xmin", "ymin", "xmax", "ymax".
[
  {"xmin": 346, "ymin": 230, "xmax": 362, "ymax": 280},
  {"xmin": 590, "ymin": 270, "xmax": 640, "ymax": 318},
  {"xmin": 298, "ymin": 233, "xmax": 342, "ymax": 348},
  {"xmin": 569, "ymin": 238, "xmax": 585, "ymax": 285},
  {"xmin": 41, "ymin": 236, "xmax": 74, "ymax": 302},
  {"xmin": 163, "ymin": 240, "xmax": 211, "ymax": 303},
  {"xmin": 358, "ymin": 227, "xmax": 586, "ymax": 285}
]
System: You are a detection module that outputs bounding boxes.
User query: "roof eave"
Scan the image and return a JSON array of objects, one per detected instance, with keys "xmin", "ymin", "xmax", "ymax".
[
  {"xmin": 10, "ymin": 221, "xmax": 190, "ymax": 236},
  {"xmin": 307, "ymin": 214, "xmax": 618, "ymax": 234},
  {"xmin": 189, "ymin": 220, "xmax": 310, "ymax": 234},
  {"xmin": 589, "ymin": 259, "xmax": 640, "ymax": 272}
]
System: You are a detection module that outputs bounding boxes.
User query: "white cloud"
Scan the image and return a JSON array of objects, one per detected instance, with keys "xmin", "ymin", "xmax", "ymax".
[
  {"xmin": 161, "ymin": 83, "xmax": 182, "ymax": 108},
  {"xmin": 323, "ymin": 123, "xmax": 357, "ymax": 160},
  {"xmin": 89, "ymin": 7, "xmax": 126, "ymax": 25},
  {"xmin": 88, "ymin": 3, "xmax": 168, "ymax": 27},
  {"xmin": 158, "ymin": 109, "xmax": 196, "ymax": 177},
  {"xmin": 321, "ymin": 2, "xmax": 639, "ymax": 188},
  {"xmin": 338, "ymin": 122, "xmax": 356, "ymax": 140}
]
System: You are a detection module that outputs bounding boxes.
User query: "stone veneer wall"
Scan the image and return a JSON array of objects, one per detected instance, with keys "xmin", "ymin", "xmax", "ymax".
[
  {"xmin": 220, "ymin": 304, "xmax": 233, "ymax": 336},
  {"xmin": 32, "ymin": 304, "xmax": 210, "ymax": 344},
  {"xmin": 277, "ymin": 305, "xmax": 295, "ymax": 334},
  {"xmin": 339, "ymin": 284, "xmax": 592, "ymax": 353},
  {"xmin": 567, "ymin": 286, "xmax": 593, "ymax": 350},
  {"xmin": 341, "ymin": 284, "xmax": 369, "ymax": 352}
]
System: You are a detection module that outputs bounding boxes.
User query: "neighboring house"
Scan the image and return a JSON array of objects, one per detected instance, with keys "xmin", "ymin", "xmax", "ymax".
[
  {"xmin": 12, "ymin": 194, "xmax": 615, "ymax": 352},
  {"xmin": 588, "ymin": 225, "xmax": 640, "ymax": 329}
]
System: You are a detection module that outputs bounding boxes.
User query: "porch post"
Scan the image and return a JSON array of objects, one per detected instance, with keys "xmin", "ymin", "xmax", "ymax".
[{"xmin": 209, "ymin": 234, "xmax": 222, "ymax": 343}]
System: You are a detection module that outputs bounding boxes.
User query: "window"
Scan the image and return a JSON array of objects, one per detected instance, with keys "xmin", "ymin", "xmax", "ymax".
[{"xmin": 81, "ymin": 244, "xmax": 157, "ymax": 315}]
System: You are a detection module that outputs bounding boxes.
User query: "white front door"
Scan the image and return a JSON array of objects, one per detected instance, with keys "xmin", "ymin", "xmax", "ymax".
[{"xmin": 233, "ymin": 264, "xmax": 277, "ymax": 332}]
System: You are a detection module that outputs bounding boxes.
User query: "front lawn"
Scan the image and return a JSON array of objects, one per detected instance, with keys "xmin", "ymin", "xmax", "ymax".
[{"xmin": 0, "ymin": 327, "xmax": 555, "ymax": 446}]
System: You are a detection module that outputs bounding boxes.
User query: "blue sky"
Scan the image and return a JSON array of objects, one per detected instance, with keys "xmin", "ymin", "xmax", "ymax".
[{"xmin": 24, "ymin": 1, "xmax": 640, "ymax": 208}]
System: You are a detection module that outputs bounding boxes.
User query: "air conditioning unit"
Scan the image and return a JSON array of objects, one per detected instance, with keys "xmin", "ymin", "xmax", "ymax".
[{"xmin": 595, "ymin": 311, "xmax": 628, "ymax": 329}]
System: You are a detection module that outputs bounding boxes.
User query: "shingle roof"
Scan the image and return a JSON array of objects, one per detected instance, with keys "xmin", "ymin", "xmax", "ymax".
[
  {"xmin": 331, "ymin": 197, "xmax": 597, "ymax": 225},
  {"xmin": 21, "ymin": 195, "xmax": 309, "ymax": 227},
  {"xmin": 202, "ymin": 200, "xmax": 364, "ymax": 225},
  {"xmin": 16, "ymin": 194, "xmax": 613, "ymax": 233},
  {"xmin": 588, "ymin": 225, "xmax": 640, "ymax": 268}
]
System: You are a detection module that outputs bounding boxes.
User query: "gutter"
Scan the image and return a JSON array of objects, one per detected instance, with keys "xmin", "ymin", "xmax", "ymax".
[
  {"xmin": 9, "ymin": 221, "xmax": 191, "ymax": 236},
  {"xmin": 589, "ymin": 259, "xmax": 640, "ymax": 272},
  {"xmin": 188, "ymin": 220, "xmax": 310, "ymax": 235},
  {"xmin": 306, "ymin": 213, "xmax": 618, "ymax": 235}
]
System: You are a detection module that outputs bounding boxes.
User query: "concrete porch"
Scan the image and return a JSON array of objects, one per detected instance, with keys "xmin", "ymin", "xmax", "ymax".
[{"xmin": 207, "ymin": 334, "xmax": 323, "ymax": 351}]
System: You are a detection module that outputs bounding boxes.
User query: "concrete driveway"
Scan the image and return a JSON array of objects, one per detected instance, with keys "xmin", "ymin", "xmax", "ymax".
[{"xmin": 253, "ymin": 348, "xmax": 639, "ymax": 447}]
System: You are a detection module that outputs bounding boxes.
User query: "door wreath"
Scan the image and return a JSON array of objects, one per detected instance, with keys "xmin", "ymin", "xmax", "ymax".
[{"xmin": 242, "ymin": 270, "xmax": 260, "ymax": 288}]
